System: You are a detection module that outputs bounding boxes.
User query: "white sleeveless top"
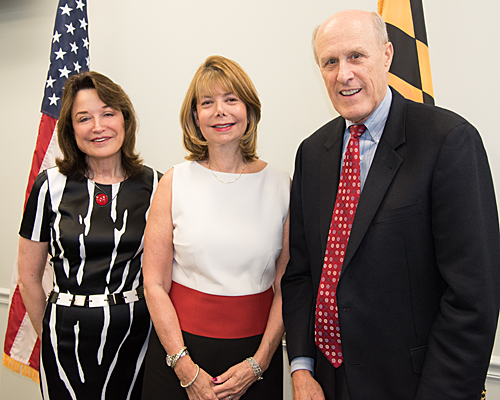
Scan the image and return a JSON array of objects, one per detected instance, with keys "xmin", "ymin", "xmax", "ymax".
[{"xmin": 171, "ymin": 161, "xmax": 290, "ymax": 296}]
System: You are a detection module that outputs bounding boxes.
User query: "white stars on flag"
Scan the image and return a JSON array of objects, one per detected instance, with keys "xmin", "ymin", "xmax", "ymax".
[
  {"xmin": 60, "ymin": 4, "xmax": 73, "ymax": 16},
  {"xmin": 42, "ymin": 0, "xmax": 89, "ymax": 115},
  {"xmin": 76, "ymin": 0, "xmax": 85, "ymax": 11},
  {"xmin": 48, "ymin": 93, "xmax": 60, "ymax": 106},
  {"xmin": 54, "ymin": 48, "xmax": 67, "ymax": 60},
  {"xmin": 79, "ymin": 18, "xmax": 88, "ymax": 30},
  {"xmin": 53, "ymin": 31, "xmax": 62, "ymax": 43},
  {"xmin": 59, "ymin": 66, "xmax": 71, "ymax": 78},
  {"xmin": 73, "ymin": 61, "xmax": 82, "ymax": 73},
  {"xmin": 65, "ymin": 22, "xmax": 76, "ymax": 35},
  {"xmin": 46, "ymin": 76, "xmax": 56, "ymax": 88}
]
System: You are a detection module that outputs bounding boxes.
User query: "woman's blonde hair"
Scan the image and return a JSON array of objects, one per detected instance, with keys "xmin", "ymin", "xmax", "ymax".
[{"xmin": 180, "ymin": 55, "xmax": 261, "ymax": 161}]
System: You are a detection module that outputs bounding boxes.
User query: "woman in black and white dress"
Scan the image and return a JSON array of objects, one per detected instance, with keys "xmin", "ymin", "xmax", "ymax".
[{"xmin": 17, "ymin": 71, "xmax": 161, "ymax": 400}]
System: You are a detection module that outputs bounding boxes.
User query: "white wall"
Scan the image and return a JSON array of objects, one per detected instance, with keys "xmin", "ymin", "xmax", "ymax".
[{"xmin": 1, "ymin": 0, "xmax": 500, "ymax": 398}]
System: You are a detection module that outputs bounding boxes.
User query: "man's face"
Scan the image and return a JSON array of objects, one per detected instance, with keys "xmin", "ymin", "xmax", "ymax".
[{"xmin": 315, "ymin": 12, "xmax": 393, "ymax": 124}]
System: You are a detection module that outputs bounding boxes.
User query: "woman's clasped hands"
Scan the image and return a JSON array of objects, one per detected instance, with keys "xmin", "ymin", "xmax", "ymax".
[{"xmin": 177, "ymin": 356, "xmax": 258, "ymax": 400}]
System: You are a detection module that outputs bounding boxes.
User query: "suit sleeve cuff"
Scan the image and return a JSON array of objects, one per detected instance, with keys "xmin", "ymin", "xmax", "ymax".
[{"xmin": 290, "ymin": 357, "xmax": 315, "ymax": 376}]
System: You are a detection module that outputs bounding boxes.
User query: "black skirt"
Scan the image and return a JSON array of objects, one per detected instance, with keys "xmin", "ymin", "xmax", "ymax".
[{"xmin": 141, "ymin": 327, "xmax": 283, "ymax": 399}]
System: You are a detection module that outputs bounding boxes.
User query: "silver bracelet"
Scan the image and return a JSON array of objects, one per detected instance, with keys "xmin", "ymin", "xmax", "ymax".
[
  {"xmin": 180, "ymin": 364, "xmax": 200, "ymax": 388},
  {"xmin": 166, "ymin": 346, "xmax": 188, "ymax": 369},
  {"xmin": 245, "ymin": 357, "xmax": 263, "ymax": 380}
]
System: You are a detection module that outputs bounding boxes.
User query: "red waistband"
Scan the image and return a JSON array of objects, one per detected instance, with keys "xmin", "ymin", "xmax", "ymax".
[{"xmin": 169, "ymin": 282, "xmax": 274, "ymax": 339}]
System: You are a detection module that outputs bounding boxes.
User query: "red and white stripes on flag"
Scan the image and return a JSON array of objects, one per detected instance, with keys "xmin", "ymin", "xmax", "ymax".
[
  {"xmin": 3, "ymin": 0, "xmax": 89, "ymax": 382},
  {"xmin": 2, "ymin": 116, "xmax": 59, "ymax": 382}
]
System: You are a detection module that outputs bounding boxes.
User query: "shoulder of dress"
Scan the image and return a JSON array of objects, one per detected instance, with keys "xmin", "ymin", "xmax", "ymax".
[
  {"xmin": 45, "ymin": 167, "xmax": 67, "ymax": 184},
  {"xmin": 130, "ymin": 165, "xmax": 166, "ymax": 188},
  {"xmin": 263, "ymin": 163, "xmax": 290, "ymax": 181},
  {"xmin": 173, "ymin": 160, "xmax": 193, "ymax": 169}
]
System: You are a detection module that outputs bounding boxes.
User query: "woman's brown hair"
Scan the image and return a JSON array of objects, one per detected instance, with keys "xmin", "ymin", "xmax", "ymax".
[{"xmin": 56, "ymin": 71, "xmax": 142, "ymax": 180}]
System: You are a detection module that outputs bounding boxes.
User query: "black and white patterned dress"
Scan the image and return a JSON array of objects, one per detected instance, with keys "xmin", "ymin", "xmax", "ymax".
[{"xmin": 20, "ymin": 166, "xmax": 161, "ymax": 400}]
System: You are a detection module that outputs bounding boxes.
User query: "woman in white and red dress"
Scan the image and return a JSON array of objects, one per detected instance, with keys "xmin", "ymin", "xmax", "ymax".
[
  {"xmin": 18, "ymin": 71, "xmax": 161, "ymax": 399},
  {"xmin": 141, "ymin": 56, "xmax": 290, "ymax": 400}
]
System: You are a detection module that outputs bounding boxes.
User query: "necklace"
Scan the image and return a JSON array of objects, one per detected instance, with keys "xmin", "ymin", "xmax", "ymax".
[
  {"xmin": 207, "ymin": 160, "xmax": 247, "ymax": 184},
  {"xmin": 91, "ymin": 180, "xmax": 125, "ymax": 207}
]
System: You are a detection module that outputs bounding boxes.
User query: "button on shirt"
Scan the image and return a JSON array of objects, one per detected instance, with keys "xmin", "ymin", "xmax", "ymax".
[{"xmin": 290, "ymin": 87, "xmax": 393, "ymax": 376}]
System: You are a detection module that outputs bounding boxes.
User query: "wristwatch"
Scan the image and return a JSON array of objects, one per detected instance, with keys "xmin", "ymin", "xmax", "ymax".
[{"xmin": 166, "ymin": 346, "xmax": 189, "ymax": 369}]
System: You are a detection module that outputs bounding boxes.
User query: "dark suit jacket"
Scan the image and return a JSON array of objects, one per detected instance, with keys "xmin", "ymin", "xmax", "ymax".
[{"xmin": 282, "ymin": 88, "xmax": 500, "ymax": 399}]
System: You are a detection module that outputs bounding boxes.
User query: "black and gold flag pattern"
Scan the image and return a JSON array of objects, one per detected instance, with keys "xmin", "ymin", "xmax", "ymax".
[{"xmin": 378, "ymin": 0, "xmax": 434, "ymax": 104}]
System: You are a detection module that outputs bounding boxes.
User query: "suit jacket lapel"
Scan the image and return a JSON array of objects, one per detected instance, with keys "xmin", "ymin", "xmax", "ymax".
[
  {"xmin": 342, "ymin": 89, "xmax": 408, "ymax": 270},
  {"xmin": 319, "ymin": 117, "xmax": 345, "ymax": 249}
]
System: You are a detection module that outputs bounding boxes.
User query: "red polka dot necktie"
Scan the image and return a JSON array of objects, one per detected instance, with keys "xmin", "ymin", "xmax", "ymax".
[{"xmin": 315, "ymin": 124, "xmax": 366, "ymax": 368}]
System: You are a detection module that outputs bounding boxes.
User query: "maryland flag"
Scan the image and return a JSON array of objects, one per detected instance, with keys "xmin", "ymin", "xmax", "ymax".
[
  {"xmin": 378, "ymin": 0, "xmax": 434, "ymax": 104},
  {"xmin": 378, "ymin": 4, "xmax": 486, "ymax": 397}
]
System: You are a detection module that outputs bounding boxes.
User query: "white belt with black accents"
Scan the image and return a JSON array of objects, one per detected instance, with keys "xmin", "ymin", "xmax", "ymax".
[{"xmin": 47, "ymin": 286, "xmax": 144, "ymax": 307}]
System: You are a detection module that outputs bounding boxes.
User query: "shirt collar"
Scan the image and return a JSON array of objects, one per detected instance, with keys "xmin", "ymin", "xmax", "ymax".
[{"xmin": 345, "ymin": 87, "xmax": 392, "ymax": 142}]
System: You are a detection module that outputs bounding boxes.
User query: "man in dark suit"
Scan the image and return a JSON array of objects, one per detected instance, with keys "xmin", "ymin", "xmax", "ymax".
[{"xmin": 281, "ymin": 9, "xmax": 500, "ymax": 400}]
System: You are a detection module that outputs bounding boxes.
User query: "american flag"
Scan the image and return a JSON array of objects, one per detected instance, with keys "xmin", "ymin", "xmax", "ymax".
[{"xmin": 3, "ymin": 0, "xmax": 90, "ymax": 382}]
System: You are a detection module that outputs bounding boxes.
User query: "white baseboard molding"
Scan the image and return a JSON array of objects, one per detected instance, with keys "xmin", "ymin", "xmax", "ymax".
[
  {"xmin": 488, "ymin": 356, "xmax": 500, "ymax": 381},
  {"xmin": 0, "ymin": 287, "xmax": 10, "ymax": 305}
]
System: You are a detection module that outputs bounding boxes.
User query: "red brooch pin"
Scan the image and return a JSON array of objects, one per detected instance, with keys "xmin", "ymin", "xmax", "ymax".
[{"xmin": 95, "ymin": 193, "xmax": 109, "ymax": 206}]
